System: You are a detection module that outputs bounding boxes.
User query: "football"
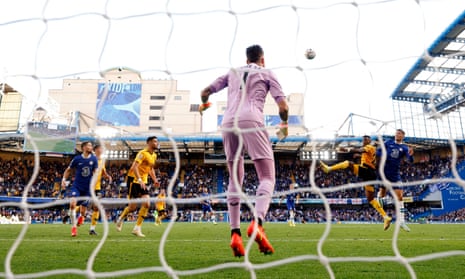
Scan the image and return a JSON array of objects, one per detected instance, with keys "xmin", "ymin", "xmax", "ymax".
[{"xmin": 305, "ymin": 48, "xmax": 316, "ymax": 60}]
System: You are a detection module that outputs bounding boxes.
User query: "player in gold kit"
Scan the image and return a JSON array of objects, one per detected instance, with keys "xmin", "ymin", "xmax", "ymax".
[
  {"xmin": 116, "ymin": 136, "xmax": 160, "ymax": 237},
  {"xmin": 320, "ymin": 135, "xmax": 392, "ymax": 230}
]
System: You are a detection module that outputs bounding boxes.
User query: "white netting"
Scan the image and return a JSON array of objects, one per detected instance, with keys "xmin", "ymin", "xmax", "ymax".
[{"xmin": 1, "ymin": 1, "xmax": 465, "ymax": 279}]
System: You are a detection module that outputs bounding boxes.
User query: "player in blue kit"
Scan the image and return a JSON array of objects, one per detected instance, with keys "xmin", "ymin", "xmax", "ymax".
[
  {"xmin": 61, "ymin": 141, "xmax": 99, "ymax": 237},
  {"xmin": 377, "ymin": 129, "xmax": 414, "ymax": 232},
  {"xmin": 281, "ymin": 183, "xmax": 299, "ymax": 227},
  {"xmin": 200, "ymin": 187, "xmax": 217, "ymax": 224}
]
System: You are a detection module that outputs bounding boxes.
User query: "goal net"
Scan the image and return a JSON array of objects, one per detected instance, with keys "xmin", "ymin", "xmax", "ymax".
[{"xmin": 1, "ymin": 1, "xmax": 465, "ymax": 279}]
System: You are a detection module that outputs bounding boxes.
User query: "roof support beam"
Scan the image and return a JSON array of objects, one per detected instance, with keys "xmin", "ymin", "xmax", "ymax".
[
  {"xmin": 424, "ymin": 66, "xmax": 465, "ymax": 75},
  {"xmin": 410, "ymin": 79, "xmax": 459, "ymax": 88}
]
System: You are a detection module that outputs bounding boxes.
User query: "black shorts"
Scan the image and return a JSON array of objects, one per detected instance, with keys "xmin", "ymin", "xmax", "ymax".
[
  {"xmin": 94, "ymin": 190, "xmax": 102, "ymax": 198},
  {"xmin": 127, "ymin": 176, "xmax": 149, "ymax": 198},
  {"xmin": 358, "ymin": 165, "xmax": 377, "ymax": 181},
  {"xmin": 157, "ymin": 209, "xmax": 167, "ymax": 215}
]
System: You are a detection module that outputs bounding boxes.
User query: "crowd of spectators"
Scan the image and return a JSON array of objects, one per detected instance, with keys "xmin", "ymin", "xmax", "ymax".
[
  {"xmin": 223, "ymin": 156, "xmax": 455, "ymax": 201},
  {"xmin": 431, "ymin": 208, "xmax": 465, "ymax": 222},
  {"xmin": 1, "ymin": 154, "xmax": 465, "ymax": 224},
  {"xmin": 0, "ymin": 155, "xmax": 455, "ymax": 199},
  {"xmin": 0, "ymin": 158, "xmax": 66, "ymax": 197},
  {"xmin": 176, "ymin": 165, "xmax": 215, "ymax": 198}
]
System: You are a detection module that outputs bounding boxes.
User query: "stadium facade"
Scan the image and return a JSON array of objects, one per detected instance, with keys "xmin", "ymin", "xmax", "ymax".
[
  {"xmin": 49, "ymin": 68, "xmax": 201, "ymax": 135},
  {"xmin": 0, "ymin": 84, "xmax": 23, "ymax": 133},
  {"xmin": 47, "ymin": 68, "xmax": 306, "ymax": 137}
]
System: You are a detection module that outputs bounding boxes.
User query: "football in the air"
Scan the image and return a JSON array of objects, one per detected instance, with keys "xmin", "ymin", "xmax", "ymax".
[{"xmin": 305, "ymin": 48, "xmax": 316, "ymax": 60}]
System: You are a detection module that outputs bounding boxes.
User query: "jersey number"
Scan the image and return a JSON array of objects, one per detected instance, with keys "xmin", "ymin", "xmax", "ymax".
[{"xmin": 81, "ymin": 166, "xmax": 91, "ymax": 177}]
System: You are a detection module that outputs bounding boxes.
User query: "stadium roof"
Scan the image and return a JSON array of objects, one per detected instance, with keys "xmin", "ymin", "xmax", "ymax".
[
  {"xmin": 0, "ymin": 131, "xmax": 461, "ymax": 158},
  {"xmin": 391, "ymin": 9, "xmax": 465, "ymax": 112},
  {"xmin": 4, "ymin": 12, "xmax": 465, "ymax": 154}
]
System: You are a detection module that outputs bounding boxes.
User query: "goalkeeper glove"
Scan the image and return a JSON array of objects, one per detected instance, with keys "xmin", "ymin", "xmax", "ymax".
[
  {"xmin": 276, "ymin": 121, "xmax": 288, "ymax": 140},
  {"xmin": 199, "ymin": 102, "xmax": 212, "ymax": 115}
]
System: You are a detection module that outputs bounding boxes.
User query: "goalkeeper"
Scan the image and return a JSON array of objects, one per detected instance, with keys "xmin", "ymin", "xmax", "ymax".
[{"xmin": 200, "ymin": 44, "xmax": 289, "ymax": 257}]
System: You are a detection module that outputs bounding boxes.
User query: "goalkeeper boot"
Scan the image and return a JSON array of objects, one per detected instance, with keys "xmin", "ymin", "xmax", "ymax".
[
  {"xmin": 132, "ymin": 229, "xmax": 146, "ymax": 238},
  {"xmin": 399, "ymin": 221, "xmax": 410, "ymax": 232},
  {"xmin": 77, "ymin": 216, "xmax": 84, "ymax": 227},
  {"xmin": 247, "ymin": 221, "xmax": 274, "ymax": 255},
  {"xmin": 319, "ymin": 161, "xmax": 330, "ymax": 174},
  {"xmin": 383, "ymin": 216, "xmax": 392, "ymax": 231},
  {"xmin": 71, "ymin": 226, "xmax": 77, "ymax": 237},
  {"xmin": 230, "ymin": 232, "xmax": 245, "ymax": 258}
]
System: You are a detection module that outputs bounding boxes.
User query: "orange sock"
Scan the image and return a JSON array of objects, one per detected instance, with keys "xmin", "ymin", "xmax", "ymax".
[
  {"xmin": 118, "ymin": 207, "xmax": 131, "ymax": 221},
  {"xmin": 331, "ymin": 160, "xmax": 349, "ymax": 171}
]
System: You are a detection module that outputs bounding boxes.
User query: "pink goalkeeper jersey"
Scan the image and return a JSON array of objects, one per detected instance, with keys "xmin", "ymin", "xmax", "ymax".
[{"xmin": 207, "ymin": 63, "xmax": 286, "ymax": 125}]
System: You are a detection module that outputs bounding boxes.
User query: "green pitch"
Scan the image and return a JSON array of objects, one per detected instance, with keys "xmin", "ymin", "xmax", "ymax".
[{"xmin": 1, "ymin": 223, "xmax": 464, "ymax": 278}]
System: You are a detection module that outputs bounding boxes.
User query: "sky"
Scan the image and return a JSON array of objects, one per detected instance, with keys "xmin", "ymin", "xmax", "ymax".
[{"xmin": 1, "ymin": 0, "xmax": 465, "ymax": 138}]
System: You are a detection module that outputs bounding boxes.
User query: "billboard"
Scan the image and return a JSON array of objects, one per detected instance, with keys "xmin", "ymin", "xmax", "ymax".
[
  {"xmin": 24, "ymin": 121, "xmax": 78, "ymax": 154},
  {"xmin": 96, "ymin": 83, "xmax": 142, "ymax": 126},
  {"xmin": 264, "ymin": 115, "xmax": 301, "ymax": 126}
]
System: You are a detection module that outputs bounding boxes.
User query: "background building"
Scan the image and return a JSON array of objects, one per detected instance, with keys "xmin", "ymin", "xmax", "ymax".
[
  {"xmin": 0, "ymin": 84, "xmax": 23, "ymax": 133},
  {"xmin": 48, "ymin": 68, "xmax": 306, "ymax": 137},
  {"xmin": 48, "ymin": 68, "xmax": 201, "ymax": 136}
]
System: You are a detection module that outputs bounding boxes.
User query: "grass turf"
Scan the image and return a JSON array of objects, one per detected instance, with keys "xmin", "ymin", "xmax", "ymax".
[{"xmin": 0, "ymin": 222, "xmax": 464, "ymax": 278}]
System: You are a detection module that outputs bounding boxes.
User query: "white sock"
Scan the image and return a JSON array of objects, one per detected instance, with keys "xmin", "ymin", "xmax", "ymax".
[
  {"xmin": 70, "ymin": 209, "xmax": 76, "ymax": 227},
  {"xmin": 399, "ymin": 201, "xmax": 406, "ymax": 222}
]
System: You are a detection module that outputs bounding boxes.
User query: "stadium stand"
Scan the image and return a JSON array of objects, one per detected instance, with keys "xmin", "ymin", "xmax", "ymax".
[{"xmin": 1, "ymin": 151, "xmax": 464, "ymax": 224}]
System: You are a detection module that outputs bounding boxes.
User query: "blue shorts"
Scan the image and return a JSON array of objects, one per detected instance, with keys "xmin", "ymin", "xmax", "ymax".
[
  {"xmin": 287, "ymin": 201, "xmax": 296, "ymax": 211},
  {"xmin": 202, "ymin": 204, "xmax": 213, "ymax": 213},
  {"xmin": 69, "ymin": 186, "xmax": 91, "ymax": 206},
  {"xmin": 379, "ymin": 175, "xmax": 403, "ymax": 190}
]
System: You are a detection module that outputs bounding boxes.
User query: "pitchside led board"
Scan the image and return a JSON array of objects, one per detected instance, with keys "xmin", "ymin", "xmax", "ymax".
[{"xmin": 96, "ymin": 83, "xmax": 142, "ymax": 126}]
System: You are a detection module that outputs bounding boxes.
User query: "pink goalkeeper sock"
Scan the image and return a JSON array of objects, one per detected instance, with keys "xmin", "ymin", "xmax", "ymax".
[
  {"xmin": 227, "ymin": 157, "xmax": 244, "ymax": 230},
  {"xmin": 253, "ymin": 159, "xmax": 275, "ymax": 221}
]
